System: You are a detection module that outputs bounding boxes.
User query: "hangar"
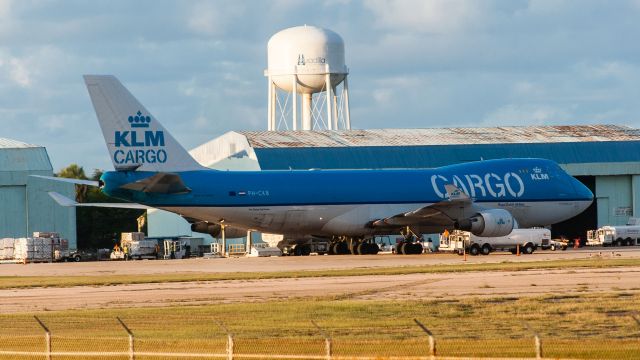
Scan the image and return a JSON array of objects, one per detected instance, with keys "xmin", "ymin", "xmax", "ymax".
[
  {"xmin": 148, "ymin": 124, "xmax": 640, "ymax": 241},
  {"xmin": 0, "ymin": 138, "xmax": 77, "ymax": 248}
]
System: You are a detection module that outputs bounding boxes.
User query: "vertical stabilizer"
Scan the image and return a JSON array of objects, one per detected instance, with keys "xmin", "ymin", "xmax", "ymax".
[{"xmin": 84, "ymin": 75, "xmax": 205, "ymax": 172}]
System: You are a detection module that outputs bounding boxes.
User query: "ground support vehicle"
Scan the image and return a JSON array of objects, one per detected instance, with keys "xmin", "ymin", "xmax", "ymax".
[
  {"xmin": 440, "ymin": 228, "xmax": 550, "ymax": 255},
  {"xmin": 548, "ymin": 240, "xmax": 568, "ymax": 251},
  {"xmin": 163, "ymin": 239, "xmax": 191, "ymax": 259},
  {"xmin": 126, "ymin": 240, "xmax": 159, "ymax": 260},
  {"xmin": 587, "ymin": 226, "xmax": 640, "ymax": 247}
]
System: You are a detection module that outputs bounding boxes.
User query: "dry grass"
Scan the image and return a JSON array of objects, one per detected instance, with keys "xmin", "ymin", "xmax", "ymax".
[{"xmin": 0, "ymin": 292, "xmax": 638, "ymax": 359}]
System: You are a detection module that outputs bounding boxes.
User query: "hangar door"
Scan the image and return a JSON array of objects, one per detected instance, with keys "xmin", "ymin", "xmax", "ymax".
[{"xmin": 0, "ymin": 186, "xmax": 27, "ymax": 238}]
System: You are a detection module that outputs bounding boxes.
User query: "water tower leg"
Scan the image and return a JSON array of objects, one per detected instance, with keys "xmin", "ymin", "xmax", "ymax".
[
  {"xmin": 267, "ymin": 76, "xmax": 273, "ymax": 130},
  {"xmin": 270, "ymin": 83, "xmax": 276, "ymax": 130},
  {"xmin": 325, "ymin": 73, "xmax": 333, "ymax": 130},
  {"xmin": 343, "ymin": 77, "xmax": 351, "ymax": 130},
  {"xmin": 292, "ymin": 77, "xmax": 297, "ymax": 130},
  {"xmin": 332, "ymin": 90, "xmax": 338, "ymax": 130},
  {"xmin": 302, "ymin": 94, "xmax": 312, "ymax": 130}
]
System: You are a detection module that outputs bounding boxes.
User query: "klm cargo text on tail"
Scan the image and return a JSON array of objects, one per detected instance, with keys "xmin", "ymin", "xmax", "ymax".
[{"xmin": 113, "ymin": 111, "xmax": 167, "ymax": 165}]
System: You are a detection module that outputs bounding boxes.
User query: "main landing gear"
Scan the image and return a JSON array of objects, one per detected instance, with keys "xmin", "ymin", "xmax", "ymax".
[
  {"xmin": 394, "ymin": 227, "xmax": 423, "ymax": 255},
  {"xmin": 328, "ymin": 236, "xmax": 380, "ymax": 255}
]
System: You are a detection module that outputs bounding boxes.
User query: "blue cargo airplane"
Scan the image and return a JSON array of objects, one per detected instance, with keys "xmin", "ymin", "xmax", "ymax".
[{"xmin": 45, "ymin": 75, "xmax": 593, "ymax": 255}]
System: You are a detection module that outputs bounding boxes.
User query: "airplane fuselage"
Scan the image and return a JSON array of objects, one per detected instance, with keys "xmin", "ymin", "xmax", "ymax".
[{"xmin": 101, "ymin": 158, "xmax": 593, "ymax": 237}]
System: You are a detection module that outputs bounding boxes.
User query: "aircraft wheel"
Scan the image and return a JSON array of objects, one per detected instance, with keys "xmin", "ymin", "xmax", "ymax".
[
  {"xmin": 469, "ymin": 244, "xmax": 480, "ymax": 256},
  {"xmin": 336, "ymin": 241, "xmax": 349, "ymax": 255},
  {"xmin": 368, "ymin": 243, "xmax": 380, "ymax": 255},
  {"xmin": 301, "ymin": 245, "xmax": 311, "ymax": 256},
  {"xmin": 481, "ymin": 244, "xmax": 491, "ymax": 255},
  {"xmin": 399, "ymin": 242, "xmax": 407, "ymax": 255},
  {"xmin": 625, "ymin": 238, "xmax": 633, "ymax": 246},
  {"xmin": 412, "ymin": 243, "xmax": 423, "ymax": 254},
  {"xmin": 356, "ymin": 243, "xmax": 366, "ymax": 255},
  {"xmin": 349, "ymin": 240, "xmax": 360, "ymax": 255},
  {"xmin": 294, "ymin": 246, "xmax": 303, "ymax": 256},
  {"xmin": 615, "ymin": 239, "xmax": 623, "ymax": 247},
  {"xmin": 523, "ymin": 243, "xmax": 535, "ymax": 254},
  {"xmin": 328, "ymin": 244, "xmax": 336, "ymax": 255}
]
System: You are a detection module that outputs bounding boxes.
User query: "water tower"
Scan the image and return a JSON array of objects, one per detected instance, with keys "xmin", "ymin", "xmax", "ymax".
[{"xmin": 265, "ymin": 25, "xmax": 351, "ymax": 131}]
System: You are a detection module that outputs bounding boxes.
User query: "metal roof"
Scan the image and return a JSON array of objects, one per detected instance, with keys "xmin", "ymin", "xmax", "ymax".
[
  {"xmin": 240, "ymin": 124, "xmax": 640, "ymax": 148},
  {"xmin": 0, "ymin": 138, "xmax": 40, "ymax": 149}
]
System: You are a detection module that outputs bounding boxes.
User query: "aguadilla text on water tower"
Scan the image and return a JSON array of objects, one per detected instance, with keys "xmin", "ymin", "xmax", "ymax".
[{"xmin": 265, "ymin": 25, "xmax": 351, "ymax": 131}]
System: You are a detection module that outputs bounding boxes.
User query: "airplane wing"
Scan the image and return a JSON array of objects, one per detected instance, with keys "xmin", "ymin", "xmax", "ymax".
[
  {"xmin": 48, "ymin": 192, "xmax": 152, "ymax": 209},
  {"xmin": 119, "ymin": 173, "xmax": 191, "ymax": 194},
  {"xmin": 30, "ymin": 175, "xmax": 100, "ymax": 187},
  {"xmin": 371, "ymin": 184, "xmax": 476, "ymax": 227}
]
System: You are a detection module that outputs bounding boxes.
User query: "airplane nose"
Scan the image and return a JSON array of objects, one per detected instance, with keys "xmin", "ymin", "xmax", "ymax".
[
  {"xmin": 571, "ymin": 177, "xmax": 594, "ymax": 213},
  {"xmin": 575, "ymin": 179, "xmax": 593, "ymax": 201}
]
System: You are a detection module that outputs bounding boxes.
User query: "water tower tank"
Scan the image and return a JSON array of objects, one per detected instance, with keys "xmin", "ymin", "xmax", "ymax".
[
  {"xmin": 265, "ymin": 25, "xmax": 351, "ymax": 131},
  {"xmin": 267, "ymin": 25, "xmax": 347, "ymax": 94}
]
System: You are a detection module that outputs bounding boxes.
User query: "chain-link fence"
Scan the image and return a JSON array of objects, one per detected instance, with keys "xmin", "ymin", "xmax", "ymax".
[{"xmin": 0, "ymin": 315, "xmax": 639, "ymax": 359}]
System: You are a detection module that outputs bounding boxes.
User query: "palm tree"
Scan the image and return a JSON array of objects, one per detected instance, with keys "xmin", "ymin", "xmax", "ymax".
[{"xmin": 57, "ymin": 164, "xmax": 88, "ymax": 202}]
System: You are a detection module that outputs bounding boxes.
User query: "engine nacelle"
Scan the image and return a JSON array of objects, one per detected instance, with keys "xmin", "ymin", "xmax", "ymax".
[
  {"xmin": 190, "ymin": 222, "xmax": 247, "ymax": 239},
  {"xmin": 454, "ymin": 209, "xmax": 515, "ymax": 237}
]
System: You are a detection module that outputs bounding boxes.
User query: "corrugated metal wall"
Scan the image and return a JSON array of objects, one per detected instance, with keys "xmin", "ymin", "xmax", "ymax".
[
  {"xmin": 0, "ymin": 186, "xmax": 27, "ymax": 237},
  {"xmin": 0, "ymin": 146, "xmax": 77, "ymax": 248},
  {"xmin": 596, "ymin": 176, "xmax": 634, "ymax": 227},
  {"xmin": 253, "ymin": 141, "xmax": 640, "ymax": 171}
]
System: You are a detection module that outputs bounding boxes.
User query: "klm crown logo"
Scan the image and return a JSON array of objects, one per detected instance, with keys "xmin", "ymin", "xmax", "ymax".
[
  {"xmin": 128, "ymin": 111, "xmax": 151, "ymax": 128},
  {"xmin": 533, "ymin": 167, "xmax": 542, "ymax": 174}
]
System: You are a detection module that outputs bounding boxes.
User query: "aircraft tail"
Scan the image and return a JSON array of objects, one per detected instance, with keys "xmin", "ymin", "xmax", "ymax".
[{"xmin": 83, "ymin": 75, "xmax": 205, "ymax": 172}]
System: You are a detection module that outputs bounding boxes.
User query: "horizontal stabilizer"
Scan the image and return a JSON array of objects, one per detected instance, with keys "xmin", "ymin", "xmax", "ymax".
[
  {"xmin": 119, "ymin": 173, "xmax": 191, "ymax": 194},
  {"xmin": 48, "ymin": 192, "xmax": 152, "ymax": 209},
  {"xmin": 30, "ymin": 175, "xmax": 99, "ymax": 187}
]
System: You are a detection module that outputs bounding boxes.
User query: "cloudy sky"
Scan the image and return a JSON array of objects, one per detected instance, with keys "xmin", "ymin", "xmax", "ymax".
[{"xmin": 1, "ymin": 0, "xmax": 640, "ymax": 172}]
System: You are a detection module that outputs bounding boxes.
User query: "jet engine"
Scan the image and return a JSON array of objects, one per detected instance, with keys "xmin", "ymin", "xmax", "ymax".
[
  {"xmin": 190, "ymin": 222, "xmax": 247, "ymax": 238},
  {"xmin": 454, "ymin": 209, "xmax": 515, "ymax": 237}
]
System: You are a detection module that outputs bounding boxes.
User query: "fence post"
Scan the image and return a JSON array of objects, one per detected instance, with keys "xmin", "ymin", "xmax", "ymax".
[
  {"xmin": 523, "ymin": 322, "xmax": 542, "ymax": 360},
  {"xmin": 312, "ymin": 320, "xmax": 332, "ymax": 360},
  {"xmin": 117, "ymin": 317, "xmax": 135, "ymax": 360},
  {"xmin": 216, "ymin": 321, "xmax": 234, "ymax": 360},
  {"xmin": 34, "ymin": 316, "xmax": 51, "ymax": 360},
  {"xmin": 414, "ymin": 319, "xmax": 436, "ymax": 359}
]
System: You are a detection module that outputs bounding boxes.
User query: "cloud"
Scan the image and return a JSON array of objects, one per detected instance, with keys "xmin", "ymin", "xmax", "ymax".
[
  {"xmin": 483, "ymin": 104, "xmax": 574, "ymax": 125},
  {"xmin": 8, "ymin": 57, "xmax": 30, "ymax": 87},
  {"xmin": 364, "ymin": 0, "xmax": 489, "ymax": 34},
  {"xmin": 187, "ymin": 1, "xmax": 245, "ymax": 36}
]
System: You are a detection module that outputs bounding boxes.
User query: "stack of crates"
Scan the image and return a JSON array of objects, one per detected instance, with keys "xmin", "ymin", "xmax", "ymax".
[
  {"xmin": 0, "ymin": 232, "xmax": 68, "ymax": 262},
  {"xmin": 0, "ymin": 238, "xmax": 15, "ymax": 260}
]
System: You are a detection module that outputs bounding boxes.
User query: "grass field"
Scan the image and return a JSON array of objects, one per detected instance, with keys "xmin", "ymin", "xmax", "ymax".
[
  {"xmin": 0, "ymin": 257, "xmax": 638, "ymax": 289},
  {"xmin": 1, "ymin": 291, "xmax": 638, "ymax": 359}
]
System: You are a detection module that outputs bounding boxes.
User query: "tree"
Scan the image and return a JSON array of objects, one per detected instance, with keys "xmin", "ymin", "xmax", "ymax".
[{"xmin": 57, "ymin": 164, "xmax": 88, "ymax": 202}]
